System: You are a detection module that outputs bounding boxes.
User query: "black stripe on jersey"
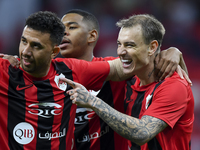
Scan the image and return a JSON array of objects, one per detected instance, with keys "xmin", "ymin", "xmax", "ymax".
[
  {"xmin": 124, "ymin": 77, "xmax": 136, "ymax": 112},
  {"xmin": 8, "ymin": 66, "xmax": 26, "ymax": 150},
  {"xmin": 98, "ymin": 81, "xmax": 115, "ymax": 150},
  {"xmin": 74, "ymin": 110, "xmax": 91, "ymax": 149},
  {"xmin": 59, "ymin": 94, "xmax": 73, "ymax": 150},
  {"xmin": 54, "ymin": 62, "xmax": 74, "ymax": 150},
  {"xmin": 130, "ymin": 91, "xmax": 145, "ymax": 150},
  {"xmin": 147, "ymin": 137, "xmax": 162, "ymax": 150},
  {"xmin": 35, "ymin": 80, "xmax": 55, "ymax": 150}
]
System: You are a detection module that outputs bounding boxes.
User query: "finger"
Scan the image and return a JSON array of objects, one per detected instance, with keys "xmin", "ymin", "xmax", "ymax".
[
  {"xmin": 164, "ymin": 64, "xmax": 177, "ymax": 79},
  {"xmin": 60, "ymin": 78, "xmax": 77, "ymax": 88},
  {"xmin": 67, "ymin": 89, "xmax": 74, "ymax": 95},
  {"xmin": 155, "ymin": 57, "xmax": 164, "ymax": 77},
  {"xmin": 157, "ymin": 60, "xmax": 169, "ymax": 80},
  {"xmin": 175, "ymin": 65, "xmax": 184, "ymax": 79},
  {"xmin": 181, "ymin": 69, "xmax": 192, "ymax": 86}
]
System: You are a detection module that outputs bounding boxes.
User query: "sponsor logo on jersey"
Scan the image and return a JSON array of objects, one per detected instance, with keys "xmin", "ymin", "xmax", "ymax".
[
  {"xmin": 74, "ymin": 90, "xmax": 100, "ymax": 124},
  {"xmin": 54, "ymin": 73, "xmax": 67, "ymax": 91},
  {"xmin": 16, "ymin": 84, "xmax": 33, "ymax": 91},
  {"xmin": 77, "ymin": 126, "xmax": 110, "ymax": 143},
  {"xmin": 38, "ymin": 128, "xmax": 66, "ymax": 140},
  {"xmin": 13, "ymin": 122, "xmax": 35, "ymax": 145},
  {"xmin": 28, "ymin": 102, "xmax": 62, "ymax": 118},
  {"xmin": 74, "ymin": 108, "xmax": 95, "ymax": 124}
]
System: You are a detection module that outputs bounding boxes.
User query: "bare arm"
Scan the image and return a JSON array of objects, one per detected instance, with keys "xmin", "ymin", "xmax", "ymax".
[{"xmin": 63, "ymin": 78, "xmax": 168, "ymax": 145}]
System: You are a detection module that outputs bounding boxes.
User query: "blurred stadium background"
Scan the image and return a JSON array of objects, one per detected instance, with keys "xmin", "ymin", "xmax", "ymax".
[{"xmin": 0, "ymin": 0, "xmax": 199, "ymax": 149}]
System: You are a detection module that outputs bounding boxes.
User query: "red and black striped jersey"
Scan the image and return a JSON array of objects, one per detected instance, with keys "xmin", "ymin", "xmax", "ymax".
[
  {"xmin": 125, "ymin": 73, "xmax": 194, "ymax": 150},
  {"xmin": 0, "ymin": 58, "xmax": 109, "ymax": 150},
  {"xmin": 73, "ymin": 56, "xmax": 128, "ymax": 150}
]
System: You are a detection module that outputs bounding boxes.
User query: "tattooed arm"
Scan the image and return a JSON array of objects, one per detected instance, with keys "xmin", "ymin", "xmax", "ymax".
[{"xmin": 62, "ymin": 78, "xmax": 168, "ymax": 145}]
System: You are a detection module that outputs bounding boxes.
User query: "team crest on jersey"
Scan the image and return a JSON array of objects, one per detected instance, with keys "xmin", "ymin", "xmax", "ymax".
[
  {"xmin": 145, "ymin": 94, "xmax": 152, "ymax": 109},
  {"xmin": 54, "ymin": 73, "xmax": 67, "ymax": 91}
]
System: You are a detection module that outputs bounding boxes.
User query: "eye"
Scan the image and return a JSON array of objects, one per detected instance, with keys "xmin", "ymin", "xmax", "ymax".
[
  {"xmin": 125, "ymin": 43, "xmax": 135, "ymax": 48},
  {"xmin": 31, "ymin": 43, "xmax": 42, "ymax": 50},
  {"xmin": 69, "ymin": 26, "xmax": 77, "ymax": 30},
  {"xmin": 117, "ymin": 42, "xmax": 121, "ymax": 47},
  {"xmin": 21, "ymin": 39, "xmax": 27, "ymax": 44}
]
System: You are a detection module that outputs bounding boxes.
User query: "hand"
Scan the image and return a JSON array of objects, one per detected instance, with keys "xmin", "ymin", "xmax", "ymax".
[
  {"xmin": 155, "ymin": 47, "xmax": 181, "ymax": 81},
  {"xmin": 1, "ymin": 54, "xmax": 20, "ymax": 68},
  {"xmin": 60, "ymin": 78, "xmax": 95, "ymax": 108}
]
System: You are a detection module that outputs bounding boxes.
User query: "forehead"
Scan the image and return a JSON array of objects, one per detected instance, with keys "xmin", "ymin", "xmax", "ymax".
[
  {"xmin": 118, "ymin": 25, "xmax": 143, "ymax": 42},
  {"xmin": 61, "ymin": 13, "xmax": 84, "ymax": 24},
  {"xmin": 22, "ymin": 26, "xmax": 51, "ymax": 45}
]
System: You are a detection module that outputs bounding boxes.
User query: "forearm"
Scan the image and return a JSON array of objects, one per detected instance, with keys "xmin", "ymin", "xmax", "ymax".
[{"xmin": 90, "ymin": 95, "xmax": 167, "ymax": 145}]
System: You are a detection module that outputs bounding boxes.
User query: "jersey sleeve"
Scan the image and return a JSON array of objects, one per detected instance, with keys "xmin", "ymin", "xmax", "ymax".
[
  {"xmin": 143, "ymin": 78, "xmax": 189, "ymax": 128},
  {"xmin": 61, "ymin": 58, "xmax": 110, "ymax": 91}
]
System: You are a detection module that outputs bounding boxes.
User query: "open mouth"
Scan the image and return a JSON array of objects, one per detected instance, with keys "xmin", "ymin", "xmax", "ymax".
[{"xmin": 121, "ymin": 59, "xmax": 133, "ymax": 67}]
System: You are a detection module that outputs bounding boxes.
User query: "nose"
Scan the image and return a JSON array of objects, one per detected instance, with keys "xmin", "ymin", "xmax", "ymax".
[
  {"xmin": 64, "ymin": 29, "xmax": 70, "ymax": 36},
  {"xmin": 117, "ymin": 46, "xmax": 126, "ymax": 56},
  {"xmin": 22, "ymin": 45, "xmax": 31, "ymax": 56}
]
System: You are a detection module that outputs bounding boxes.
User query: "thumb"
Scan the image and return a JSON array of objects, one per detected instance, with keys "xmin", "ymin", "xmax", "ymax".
[{"xmin": 60, "ymin": 77, "xmax": 80, "ymax": 89}]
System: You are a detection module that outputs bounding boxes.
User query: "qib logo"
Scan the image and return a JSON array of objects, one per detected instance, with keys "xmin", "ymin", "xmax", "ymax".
[{"xmin": 13, "ymin": 122, "xmax": 35, "ymax": 145}]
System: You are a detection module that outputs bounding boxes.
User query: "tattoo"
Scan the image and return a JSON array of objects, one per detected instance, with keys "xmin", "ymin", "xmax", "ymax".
[
  {"xmin": 74, "ymin": 87, "xmax": 167, "ymax": 145},
  {"xmin": 91, "ymin": 99, "xmax": 167, "ymax": 145},
  {"xmin": 148, "ymin": 67, "xmax": 155, "ymax": 78}
]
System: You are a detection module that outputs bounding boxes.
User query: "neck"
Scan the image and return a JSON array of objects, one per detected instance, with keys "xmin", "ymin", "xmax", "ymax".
[
  {"xmin": 78, "ymin": 47, "xmax": 94, "ymax": 62},
  {"xmin": 137, "ymin": 63, "xmax": 157, "ymax": 86}
]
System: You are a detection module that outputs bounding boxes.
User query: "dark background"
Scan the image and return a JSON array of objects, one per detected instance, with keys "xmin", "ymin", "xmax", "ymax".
[{"xmin": 0, "ymin": 0, "xmax": 199, "ymax": 149}]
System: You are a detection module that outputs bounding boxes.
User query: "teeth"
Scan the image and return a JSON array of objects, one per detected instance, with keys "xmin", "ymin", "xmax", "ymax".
[{"xmin": 121, "ymin": 59, "xmax": 132, "ymax": 63}]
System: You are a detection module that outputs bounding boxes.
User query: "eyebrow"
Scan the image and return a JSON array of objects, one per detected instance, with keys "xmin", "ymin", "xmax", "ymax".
[
  {"xmin": 21, "ymin": 36, "xmax": 26, "ymax": 40},
  {"xmin": 21, "ymin": 36, "xmax": 43, "ymax": 47},
  {"xmin": 67, "ymin": 22, "xmax": 79, "ymax": 25}
]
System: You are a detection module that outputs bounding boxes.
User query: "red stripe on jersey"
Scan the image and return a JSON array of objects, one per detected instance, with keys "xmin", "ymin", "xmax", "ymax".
[{"xmin": 0, "ymin": 65, "xmax": 9, "ymax": 150}]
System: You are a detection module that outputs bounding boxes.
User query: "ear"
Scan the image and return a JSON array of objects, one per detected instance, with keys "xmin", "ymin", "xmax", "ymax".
[
  {"xmin": 88, "ymin": 29, "xmax": 98, "ymax": 44},
  {"xmin": 51, "ymin": 46, "xmax": 60, "ymax": 58},
  {"xmin": 148, "ymin": 40, "xmax": 159, "ymax": 56}
]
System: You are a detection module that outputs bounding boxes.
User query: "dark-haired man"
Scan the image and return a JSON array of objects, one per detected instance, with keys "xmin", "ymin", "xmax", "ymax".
[{"xmin": 0, "ymin": 11, "xmax": 129, "ymax": 150}]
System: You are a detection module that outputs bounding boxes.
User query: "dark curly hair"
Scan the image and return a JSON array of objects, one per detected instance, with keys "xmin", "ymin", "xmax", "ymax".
[{"xmin": 26, "ymin": 11, "xmax": 65, "ymax": 45}]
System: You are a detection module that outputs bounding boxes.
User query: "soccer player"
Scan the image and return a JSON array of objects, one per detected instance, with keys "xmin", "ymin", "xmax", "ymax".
[
  {"xmin": 0, "ymin": 11, "xmax": 128, "ymax": 150},
  {"xmin": 57, "ymin": 9, "xmax": 191, "ymax": 150},
  {"xmin": 63, "ymin": 14, "xmax": 194, "ymax": 150},
  {"xmin": 1, "ymin": 10, "xmax": 191, "ymax": 150}
]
